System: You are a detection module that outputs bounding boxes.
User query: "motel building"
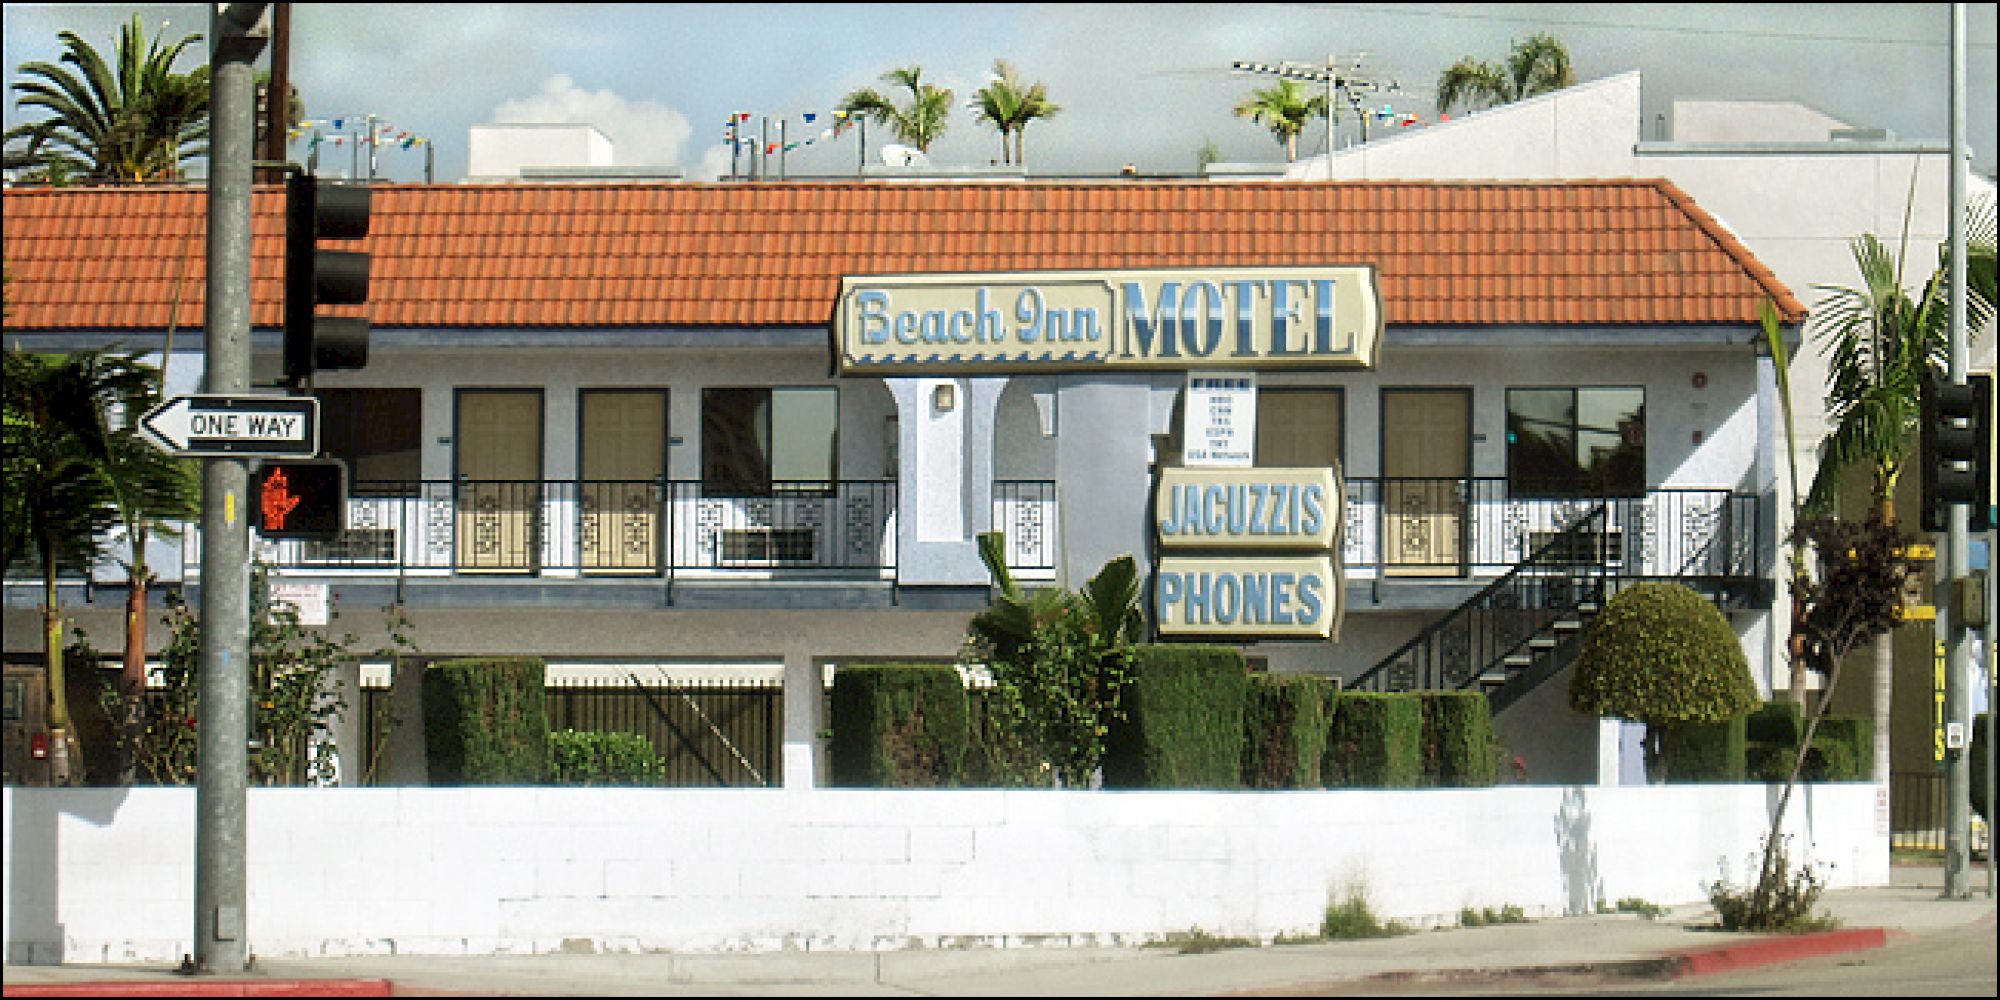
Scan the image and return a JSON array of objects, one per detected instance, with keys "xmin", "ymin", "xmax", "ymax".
[{"xmin": 1, "ymin": 177, "xmax": 1802, "ymax": 787}]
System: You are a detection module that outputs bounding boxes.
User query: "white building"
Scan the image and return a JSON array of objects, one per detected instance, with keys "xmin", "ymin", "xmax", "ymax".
[{"xmin": 4, "ymin": 170, "xmax": 1804, "ymax": 787}]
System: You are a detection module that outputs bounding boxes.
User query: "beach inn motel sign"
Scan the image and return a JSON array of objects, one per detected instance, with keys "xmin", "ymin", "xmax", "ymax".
[
  {"xmin": 831, "ymin": 267, "xmax": 1382, "ymax": 374},
  {"xmin": 832, "ymin": 266, "xmax": 1383, "ymax": 641}
]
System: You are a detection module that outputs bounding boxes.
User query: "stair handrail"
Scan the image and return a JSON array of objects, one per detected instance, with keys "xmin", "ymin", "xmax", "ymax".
[{"xmin": 1349, "ymin": 504, "xmax": 1610, "ymax": 692}]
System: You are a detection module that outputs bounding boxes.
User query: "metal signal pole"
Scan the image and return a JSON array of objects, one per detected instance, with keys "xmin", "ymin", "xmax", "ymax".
[{"xmin": 195, "ymin": 3, "xmax": 268, "ymax": 974}]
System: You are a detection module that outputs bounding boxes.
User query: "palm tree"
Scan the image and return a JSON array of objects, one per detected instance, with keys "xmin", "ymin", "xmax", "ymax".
[
  {"xmin": 1232, "ymin": 78, "xmax": 1327, "ymax": 162},
  {"xmin": 3, "ymin": 14, "xmax": 210, "ymax": 182},
  {"xmin": 972, "ymin": 60, "xmax": 1060, "ymax": 166},
  {"xmin": 1435, "ymin": 32, "xmax": 1575, "ymax": 117},
  {"xmin": 3, "ymin": 350, "xmax": 150, "ymax": 781},
  {"xmin": 839, "ymin": 65, "xmax": 953, "ymax": 154},
  {"xmin": 1807, "ymin": 194, "xmax": 1996, "ymax": 781}
]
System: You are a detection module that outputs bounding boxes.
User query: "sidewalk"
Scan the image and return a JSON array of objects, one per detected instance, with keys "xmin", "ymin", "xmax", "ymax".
[{"xmin": 5, "ymin": 865, "xmax": 1993, "ymax": 997}]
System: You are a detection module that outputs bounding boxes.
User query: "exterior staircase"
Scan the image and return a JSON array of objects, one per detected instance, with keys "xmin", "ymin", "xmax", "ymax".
[{"xmin": 1349, "ymin": 495, "xmax": 1766, "ymax": 711}]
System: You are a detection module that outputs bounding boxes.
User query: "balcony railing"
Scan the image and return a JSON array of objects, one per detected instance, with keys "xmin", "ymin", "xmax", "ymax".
[{"xmin": 162, "ymin": 478, "xmax": 1758, "ymax": 585}]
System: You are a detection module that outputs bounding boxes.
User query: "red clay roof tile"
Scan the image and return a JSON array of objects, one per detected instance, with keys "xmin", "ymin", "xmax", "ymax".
[{"xmin": 1, "ymin": 179, "xmax": 1805, "ymax": 334}]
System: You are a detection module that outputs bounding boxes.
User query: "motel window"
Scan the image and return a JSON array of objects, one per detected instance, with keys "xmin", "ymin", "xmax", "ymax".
[
  {"xmin": 1256, "ymin": 388, "xmax": 1344, "ymax": 469},
  {"xmin": 316, "ymin": 388, "xmax": 422, "ymax": 496},
  {"xmin": 1505, "ymin": 387, "xmax": 1645, "ymax": 498},
  {"xmin": 702, "ymin": 387, "xmax": 838, "ymax": 495}
]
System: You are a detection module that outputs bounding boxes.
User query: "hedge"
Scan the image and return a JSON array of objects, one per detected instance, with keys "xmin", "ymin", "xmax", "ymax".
[
  {"xmin": 1242, "ymin": 674, "xmax": 1338, "ymax": 789},
  {"xmin": 829, "ymin": 663, "xmax": 969, "ymax": 787},
  {"xmin": 1324, "ymin": 692, "xmax": 1423, "ymax": 788},
  {"xmin": 422, "ymin": 657, "xmax": 549, "ymax": 784},
  {"xmin": 1421, "ymin": 691, "xmax": 1499, "ymax": 787},
  {"xmin": 547, "ymin": 729, "xmax": 664, "ymax": 786},
  {"xmin": 1744, "ymin": 703, "xmax": 1872, "ymax": 783},
  {"xmin": 1103, "ymin": 644, "xmax": 1246, "ymax": 789},
  {"xmin": 1658, "ymin": 714, "xmax": 1746, "ymax": 782}
]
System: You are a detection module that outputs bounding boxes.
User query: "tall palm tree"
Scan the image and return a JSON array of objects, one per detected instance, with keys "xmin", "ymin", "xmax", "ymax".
[
  {"xmin": 1807, "ymin": 194, "xmax": 1996, "ymax": 781},
  {"xmin": 1435, "ymin": 32, "xmax": 1575, "ymax": 117},
  {"xmin": 972, "ymin": 60, "xmax": 1060, "ymax": 166},
  {"xmin": 3, "ymin": 350, "xmax": 156, "ymax": 781},
  {"xmin": 839, "ymin": 65, "xmax": 954, "ymax": 154},
  {"xmin": 3, "ymin": 14, "xmax": 209, "ymax": 182},
  {"xmin": 1233, "ymin": 78, "xmax": 1327, "ymax": 162}
]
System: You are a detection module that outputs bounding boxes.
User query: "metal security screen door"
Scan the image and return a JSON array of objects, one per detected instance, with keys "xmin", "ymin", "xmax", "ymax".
[
  {"xmin": 456, "ymin": 389, "xmax": 543, "ymax": 573},
  {"xmin": 580, "ymin": 390, "xmax": 666, "ymax": 573},
  {"xmin": 1381, "ymin": 388, "xmax": 1470, "ymax": 577}
]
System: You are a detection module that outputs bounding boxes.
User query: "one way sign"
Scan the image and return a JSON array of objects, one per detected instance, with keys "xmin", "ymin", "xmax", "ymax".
[{"xmin": 139, "ymin": 394, "xmax": 320, "ymax": 458}]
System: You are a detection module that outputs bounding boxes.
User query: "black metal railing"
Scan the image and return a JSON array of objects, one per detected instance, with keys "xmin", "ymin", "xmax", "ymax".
[
  {"xmin": 358, "ymin": 674, "xmax": 782, "ymax": 787},
  {"xmin": 193, "ymin": 479, "xmax": 904, "ymax": 576},
  {"xmin": 138, "ymin": 478, "xmax": 1762, "ymax": 585},
  {"xmin": 1339, "ymin": 480, "xmax": 1763, "ymax": 578},
  {"xmin": 1351, "ymin": 506, "xmax": 1614, "ymax": 694},
  {"xmin": 1890, "ymin": 770, "xmax": 1948, "ymax": 852}
]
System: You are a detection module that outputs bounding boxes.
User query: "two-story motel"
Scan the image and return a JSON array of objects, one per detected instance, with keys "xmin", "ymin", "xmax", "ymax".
[{"xmin": 1, "ymin": 177, "xmax": 1804, "ymax": 785}]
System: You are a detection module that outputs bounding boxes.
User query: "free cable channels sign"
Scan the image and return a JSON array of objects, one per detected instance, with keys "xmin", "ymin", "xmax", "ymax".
[{"xmin": 138, "ymin": 394, "xmax": 320, "ymax": 458}]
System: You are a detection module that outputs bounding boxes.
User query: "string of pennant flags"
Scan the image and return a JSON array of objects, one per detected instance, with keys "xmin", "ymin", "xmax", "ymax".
[
  {"xmin": 290, "ymin": 116, "xmax": 434, "ymax": 152},
  {"xmin": 722, "ymin": 109, "xmax": 862, "ymax": 155}
]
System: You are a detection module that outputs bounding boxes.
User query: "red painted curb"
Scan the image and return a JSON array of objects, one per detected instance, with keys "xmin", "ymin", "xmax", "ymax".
[
  {"xmin": 1669, "ymin": 926, "xmax": 1896, "ymax": 978},
  {"xmin": 2, "ymin": 980, "xmax": 394, "ymax": 998}
]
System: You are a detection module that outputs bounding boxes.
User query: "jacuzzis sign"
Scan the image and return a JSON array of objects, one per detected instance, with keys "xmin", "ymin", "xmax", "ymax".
[{"xmin": 832, "ymin": 267, "xmax": 1382, "ymax": 374}]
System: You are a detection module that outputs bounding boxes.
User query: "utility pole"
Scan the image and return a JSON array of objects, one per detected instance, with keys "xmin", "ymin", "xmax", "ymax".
[
  {"xmin": 256, "ymin": 3, "xmax": 290, "ymax": 184},
  {"xmin": 195, "ymin": 2, "xmax": 267, "ymax": 974},
  {"xmin": 1941, "ymin": 1, "xmax": 1972, "ymax": 901}
]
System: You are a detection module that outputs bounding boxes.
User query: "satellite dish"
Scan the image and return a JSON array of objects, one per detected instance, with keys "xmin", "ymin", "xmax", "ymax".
[{"xmin": 881, "ymin": 144, "xmax": 930, "ymax": 168}]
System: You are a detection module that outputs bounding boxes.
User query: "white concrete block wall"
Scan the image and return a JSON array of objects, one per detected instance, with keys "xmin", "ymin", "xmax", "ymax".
[{"xmin": 4, "ymin": 784, "xmax": 1887, "ymax": 963}]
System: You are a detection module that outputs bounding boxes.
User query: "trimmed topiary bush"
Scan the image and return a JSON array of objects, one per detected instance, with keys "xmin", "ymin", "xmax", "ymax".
[
  {"xmin": 1569, "ymin": 582, "xmax": 1759, "ymax": 781},
  {"xmin": 1658, "ymin": 715, "xmax": 1747, "ymax": 782},
  {"xmin": 829, "ymin": 663, "xmax": 970, "ymax": 787},
  {"xmin": 1421, "ymin": 691, "xmax": 1500, "ymax": 787},
  {"xmin": 422, "ymin": 656, "xmax": 549, "ymax": 784},
  {"xmin": 1324, "ymin": 691, "xmax": 1422, "ymax": 788},
  {"xmin": 547, "ymin": 729, "xmax": 665, "ymax": 786},
  {"xmin": 1242, "ymin": 674, "xmax": 1337, "ymax": 789},
  {"xmin": 1103, "ymin": 644, "xmax": 1246, "ymax": 789}
]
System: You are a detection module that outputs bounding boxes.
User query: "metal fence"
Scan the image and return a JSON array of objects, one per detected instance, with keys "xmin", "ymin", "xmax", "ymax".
[
  {"xmin": 358, "ymin": 675, "xmax": 782, "ymax": 787},
  {"xmin": 1891, "ymin": 770, "xmax": 1951, "ymax": 852}
]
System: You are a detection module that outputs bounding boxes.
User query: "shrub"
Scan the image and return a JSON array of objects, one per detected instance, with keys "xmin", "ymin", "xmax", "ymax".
[
  {"xmin": 1658, "ymin": 715, "xmax": 1746, "ymax": 782},
  {"xmin": 547, "ymin": 729, "xmax": 663, "ymax": 786},
  {"xmin": 1706, "ymin": 837, "xmax": 1839, "ymax": 932},
  {"xmin": 1569, "ymin": 582, "xmax": 1759, "ymax": 780},
  {"xmin": 1103, "ymin": 645, "xmax": 1246, "ymax": 789},
  {"xmin": 968, "ymin": 535, "xmax": 1143, "ymax": 787},
  {"xmin": 829, "ymin": 663, "xmax": 969, "ymax": 786},
  {"xmin": 1242, "ymin": 674, "xmax": 1337, "ymax": 789},
  {"xmin": 1746, "ymin": 701, "xmax": 1803, "ymax": 746},
  {"xmin": 1746, "ymin": 710, "xmax": 1871, "ymax": 783},
  {"xmin": 422, "ymin": 657, "xmax": 549, "ymax": 784},
  {"xmin": 1421, "ymin": 691, "xmax": 1499, "ymax": 787},
  {"xmin": 1324, "ymin": 692, "xmax": 1422, "ymax": 788}
]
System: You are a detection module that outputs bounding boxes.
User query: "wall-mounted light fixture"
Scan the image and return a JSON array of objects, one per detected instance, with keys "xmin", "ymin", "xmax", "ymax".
[{"xmin": 933, "ymin": 383, "xmax": 956, "ymax": 412}]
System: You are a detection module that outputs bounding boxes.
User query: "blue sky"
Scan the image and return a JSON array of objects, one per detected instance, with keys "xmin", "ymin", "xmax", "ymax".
[{"xmin": 4, "ymin": 3, "xmax": 1996, "ymax": 182}]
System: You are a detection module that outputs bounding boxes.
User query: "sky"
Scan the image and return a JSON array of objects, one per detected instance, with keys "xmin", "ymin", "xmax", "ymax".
[{"xmin": 3, "ymin": 3, "xmax": 1996, "ymax": 183}]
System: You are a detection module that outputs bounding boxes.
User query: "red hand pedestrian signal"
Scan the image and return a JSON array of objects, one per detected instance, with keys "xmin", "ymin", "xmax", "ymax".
[
  {"xmin": 261, "ymin": 467, "xmax": 304, "ymax": 530},
  {"xmin": 251, "ymin": 460, "xmax": 346, "ymax": 538}
]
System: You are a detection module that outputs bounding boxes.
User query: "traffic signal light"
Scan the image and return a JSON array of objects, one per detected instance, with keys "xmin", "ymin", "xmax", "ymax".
[
  {"xmin": 284, "ymin": 174, "xmax": 370, "ymax": 386},
  {"xmin": 1920, "ymin": 372, "xmax": 1992, "ymax": 532},
  {"xmin": 252, "ymin": 459, "xmax": 347, "ymax": 539}
]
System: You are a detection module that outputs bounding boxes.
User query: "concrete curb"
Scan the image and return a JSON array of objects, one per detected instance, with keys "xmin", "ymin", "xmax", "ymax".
[{"xmin": 1663, "ymin": 926, "xmax": 1896, "ymax": 979}]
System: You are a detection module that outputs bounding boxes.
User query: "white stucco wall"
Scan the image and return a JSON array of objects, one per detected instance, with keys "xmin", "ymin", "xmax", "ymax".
[{"xmin": 2, "ymin": 784, "xmax": 1887, "ymax": 964}]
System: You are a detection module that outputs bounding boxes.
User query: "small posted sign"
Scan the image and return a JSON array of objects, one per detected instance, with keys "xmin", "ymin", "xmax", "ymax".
[{"xmin": 1182, "ymin": 371, "xmax": 1256, "ymax": 467}]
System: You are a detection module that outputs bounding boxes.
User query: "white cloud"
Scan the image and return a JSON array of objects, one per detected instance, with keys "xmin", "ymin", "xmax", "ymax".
[{"xmin": 493, "ymin": 74, "xmax": 693, "ymax": 168}]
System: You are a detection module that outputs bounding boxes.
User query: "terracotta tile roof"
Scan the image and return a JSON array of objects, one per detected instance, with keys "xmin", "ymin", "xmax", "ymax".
[{"xmin": 0, "ymin": 178, "xmax": 1805, "ymax": 333}]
